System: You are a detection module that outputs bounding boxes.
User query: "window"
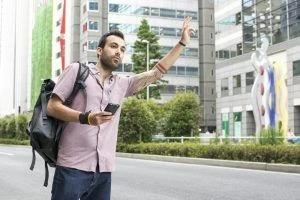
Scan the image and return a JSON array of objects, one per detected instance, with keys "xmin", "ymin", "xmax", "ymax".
[
  {"xmin": 293, "ymin": 60, "xmax": 300, "ymax": 76},
  {"xmin": 233, "ymin": 75, "xmax": 241, "ymax": 88},
  {"xmin": 56, "ymin": 19, "xmax": 61, "ymax": 27},
  {"xmin": 221, "ymin": 78, "xmax": 229, "ymax": 96},
  {"xmin": 88, "ymin": 41, "xmax": 98, "ymax": 50},
  {"xmin": 124, "ymin": 63, "xmax": 133, "ymax": 72},
  {"xmin": 57, "ymin": 3, "xmax": 62, "ymax": 10},
  {"xmin": 186, "ymin": 86, "xmax": 199, "ymax": 94},
  {"xmin": 177, "ymin": 66, "xmax": 185, "ymax": 76},
  {"xmin": 55, "ymin": 69, "xmax": 61, "ymax": 76},
  {"xmin": 109, "ymin": 4, "xmax": 119, "ymax": 12},
  {"xmin": 89, "ymin": 20, "xmax": 99, "ymax": 31},
  {"xmin": 83, "ymin": 22, "xmax": 87, "ymax": 32},
  {"xmin": 56, "ymin": 36, "xmax": 60, "ymax": 42},
  {"xmin": 161, "ymin": 85, "xmax": 176, "ymax": 94},
  {"xmin": 160, "ymin": 9, "xmax": 176, "ymax": 18},
  {"xmin": 56, "ymin": 52, "xmax": 61, "ymax": 58},
  {"xmin": 151, "ymin": 8, "xmax": 159, "ymax": 16},
  {"xmin": 185, "ymin": 11, "xmax": 197, "ymax": 20},
  {"xmin": 186, "ymin": 67, "xmax": 198, "ymax": 76},
  {"xmin": 89, "ymin": 2, "xmax": 99, "ymax": 11},
  {"xmin": 151, "ymin": 26, "xmax": 159, "ymax": 35},
  {"xmin": 160, "ymin": 27, "xmax": 176, "ymax": 36},
  {"xmin": 185, "ymin": 48, "xmax": 198, "ymax": 57},
  {"xmin": 167, "ymin": 66, "xmax": 176, "ymax": 75},
  {"xmin": 176, "ymin": 10, "xmax": 185, "ymax": 19},
  {"xmin": 246, "ymin": 71, "xmax": 255, "ymax": 85}
]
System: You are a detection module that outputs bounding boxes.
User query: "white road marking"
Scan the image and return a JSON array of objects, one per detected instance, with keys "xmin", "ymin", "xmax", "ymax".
[{"xmin": 0, "ymin": 152, "xmax": 14, "ymax": 156}]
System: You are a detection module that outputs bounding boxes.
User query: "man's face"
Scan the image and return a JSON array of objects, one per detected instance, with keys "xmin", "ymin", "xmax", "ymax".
[{"xmin": 97, "ymin": 35, "xmax": 126, "ymax": 71}]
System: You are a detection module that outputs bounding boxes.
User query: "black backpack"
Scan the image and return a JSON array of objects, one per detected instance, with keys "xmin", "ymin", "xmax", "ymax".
[{"xmin": 26, "ymin": 62, "xmax": 90, "ymax": 187}]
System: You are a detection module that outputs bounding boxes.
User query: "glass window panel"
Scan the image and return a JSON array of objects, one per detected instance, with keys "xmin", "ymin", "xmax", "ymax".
[
  {"xmin": 186, "ymin": 67, "xmax": 198, "ymax": 76},
  {"xmin": 151, "ymin": 8, "xmax": 159, "ymax": 16},
  {"xmin": 160, "ymin": 9, "xmax": 176, "ymax": 18},
  {"xmin": 186, "ymin": 86, "xmax": 199, "ymax": 94},
  {"xmin": 89, "ymin": 2, "xmax": 99, "ymax": 11},
  {"xmin": 109, "ymin": 4, "xmax": 119, "ymax": 12},
  {"xmin": 151, "ymin": 26, "xmax": 159, "ymax": 35},
  {"xmin": 160, "ymin": 27, "xmax": 176, "ymax": 36},
  {"xmin": 133, "ymin": 6, "xmax": 150, "ymax": 15},
  {"xmin": 176, "ymin": 85, "xmax": 186, "ymax": 93},
  {"xmin": 167, "ymin": 66, "xmax": 176, "ymax": 75},
  {"xmin": 89, "ymin": 20, "xmax": 99, "ymax": 30},
  {"xmin": 161, "ymin": 85, "xmax": 176, "ymax": 94},
  {"xmin": 233, "ymin": 75, "xmax": 241, "ymax": 88},
  {"xmin": 88, "ymin": 41, "xmax": 98, "ymax": 50},
  {"xmin": 124, "ymin": 63, "xmax": 133, "ymax": 72},
  {"xmin": 177, "ymin": 66, "xmax": 186, "ymax": 76},
  {"xmin": 293, "ymin": 60, "xmax": 300, "ymax": 76},
  {"xmin": 185, "ymin": 11, "xmax": 198, "ymax": 20},
  {"xmin": 185, "ymin": 48, "xmax": 198, "ymax": 57},
  {"xmin": 221, "ymin": 78, "xmax": 228, "ymax": 91},
  {"xmin": 115, "ymin": 64, "xmax": 122, "ymax": 72},
  {"xmin": 246, "ymin": 71, "xmax": 255, "ymax": 85},
  {"xmin": 176, "ymin": 10, "xmax": 185, "ymax": 19}
]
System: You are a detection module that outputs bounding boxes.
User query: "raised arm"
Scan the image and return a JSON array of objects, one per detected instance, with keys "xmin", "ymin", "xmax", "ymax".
[
  {"xmin": 157, "ymin": 16, "xmax": 195, "ymax": 71},
  {"xmin": 126, "ymin": 17, "xmax": 196, "ymax": 96}
]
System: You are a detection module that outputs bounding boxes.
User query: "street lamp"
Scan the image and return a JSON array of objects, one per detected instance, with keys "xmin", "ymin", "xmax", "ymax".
[{"xmin": 141, "ymin": 40, "xmax": 150, "ymax": 101}]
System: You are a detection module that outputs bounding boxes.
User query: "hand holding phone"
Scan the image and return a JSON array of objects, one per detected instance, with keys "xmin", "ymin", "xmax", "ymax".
[{"xmin": 104, "ymin": 103, "xmax": 120, "ymax": 115}]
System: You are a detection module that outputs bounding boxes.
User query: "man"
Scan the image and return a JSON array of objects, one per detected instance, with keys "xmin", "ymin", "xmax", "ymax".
[{"xmin": 47, "ymin": 17, "xmax": 195, "ymax": 200}]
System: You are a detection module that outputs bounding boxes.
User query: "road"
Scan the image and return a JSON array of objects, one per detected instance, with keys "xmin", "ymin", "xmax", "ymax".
[{"xmin": 0, "ymin": 144, "xmax": 299, "ymax": 200}]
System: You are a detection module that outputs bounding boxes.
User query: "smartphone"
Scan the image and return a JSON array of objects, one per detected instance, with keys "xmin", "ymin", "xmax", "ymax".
[{"xmin": 104, "ymin": 103, "xmax": 120, "ymax": 115}]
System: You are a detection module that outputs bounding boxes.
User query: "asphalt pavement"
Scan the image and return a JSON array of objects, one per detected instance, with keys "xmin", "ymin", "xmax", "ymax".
[{"xmin": 0, "ymin": 145, "xmax": 300, "ymax": 200}]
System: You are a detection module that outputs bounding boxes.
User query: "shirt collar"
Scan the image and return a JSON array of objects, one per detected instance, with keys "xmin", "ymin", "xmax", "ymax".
[{"xmin": 88, "ymin": 63, "xmax": 115, "ymax": 79}]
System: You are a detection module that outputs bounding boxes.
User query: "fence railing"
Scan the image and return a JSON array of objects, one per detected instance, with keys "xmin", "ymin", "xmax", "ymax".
[{"xmin": 152, "ymin": 135, "xmax": 300, "ymax": 144}]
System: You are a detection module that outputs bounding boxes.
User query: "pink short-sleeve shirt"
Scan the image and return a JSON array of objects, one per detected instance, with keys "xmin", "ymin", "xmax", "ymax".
[{"xmin": 52, "ymin": 62, "xmax": 162, "ymax": 172}]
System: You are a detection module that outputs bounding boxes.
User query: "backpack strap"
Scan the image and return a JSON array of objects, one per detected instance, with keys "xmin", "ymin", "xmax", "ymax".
[
  {"xmin": 44, "ymin": 161, "xmax": 49, "ymax": 187},
  {"xmin": 64, "ymin": 62, "xmax": 90, "ymax": 111},
  {"xmin": 29, "ymin": 147, "xmax": 36, "ymax": 170}
]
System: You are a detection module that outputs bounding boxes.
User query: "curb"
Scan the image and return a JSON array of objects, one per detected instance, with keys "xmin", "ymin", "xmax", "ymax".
[{"xmin": 116, "ymin": 152, "xmax": 300, "ymax": 174}]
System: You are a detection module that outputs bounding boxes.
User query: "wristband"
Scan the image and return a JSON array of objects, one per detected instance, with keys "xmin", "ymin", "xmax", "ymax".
[
  {"xmin": 179, "ymin": 41, "xmax": 186, "ymax": 47},
  {"xmin": 79, "ymin": 111, "xmax": 91, "ymax": 124}
]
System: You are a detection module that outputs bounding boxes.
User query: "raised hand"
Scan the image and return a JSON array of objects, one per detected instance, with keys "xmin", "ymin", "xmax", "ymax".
[{"xmin": 180, "ymin": 16, "xmax": 196, "ymax": 46}]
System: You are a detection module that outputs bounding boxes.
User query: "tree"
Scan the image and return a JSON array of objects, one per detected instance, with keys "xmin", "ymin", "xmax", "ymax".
[
  {"xmin": 131, "ymin": 19, "xmax": 167, "ymax": 99},
  {"xmin": 163, "ymin": 92, "xmax": 200, "ymax": 137},
  {"xmin": 119, "ymin": 98, "xmax": 156, "ymax": 143}
]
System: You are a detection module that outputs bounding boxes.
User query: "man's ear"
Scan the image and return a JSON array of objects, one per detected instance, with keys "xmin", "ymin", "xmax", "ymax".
[{"xmin": 97, "ymin": 47, "xmax": 102, "ymax": 57}]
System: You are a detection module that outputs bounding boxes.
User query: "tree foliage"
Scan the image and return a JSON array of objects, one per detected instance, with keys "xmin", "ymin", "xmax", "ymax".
[
  {"xmin": 119, "ymin": 98, "xmax": 156, "ymax": 143},
  {"xmin": 163, "ymin": 92, "xmax": 200, "ymax": 137},
  {"xmin": 131, "ymin": 19, "xmax": 167, "ymax": 99}
]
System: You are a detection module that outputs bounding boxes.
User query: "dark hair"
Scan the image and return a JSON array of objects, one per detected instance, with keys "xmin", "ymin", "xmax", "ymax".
[{"xmin": 97, "ymin": 30, "xmax": 124, "ymax": 48}]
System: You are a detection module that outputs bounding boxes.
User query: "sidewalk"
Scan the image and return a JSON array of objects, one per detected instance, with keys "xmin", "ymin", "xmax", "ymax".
[{"xmin": 117, "ymin": 152, "xmax": 300, "ymax": 174}]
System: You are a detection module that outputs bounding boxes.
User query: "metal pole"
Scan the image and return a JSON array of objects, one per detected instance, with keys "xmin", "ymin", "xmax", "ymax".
[{"xmin": 146, "ymin": 41, "xmax": 149, "ymax": 101}]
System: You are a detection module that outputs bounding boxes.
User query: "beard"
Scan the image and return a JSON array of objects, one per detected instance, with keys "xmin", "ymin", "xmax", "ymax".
[{"xmin": 100, "ymin": 51, "xmax": 121, "ymax": 71}]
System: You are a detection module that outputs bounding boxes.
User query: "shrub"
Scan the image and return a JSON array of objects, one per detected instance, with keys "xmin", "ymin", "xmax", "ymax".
[
  {"xmin": 259, "ymin": 127, "xmax": 284, "ymax": 145},
  {"xmin": 117, "ymin": 142, "xmax": 300, "ymax": 164},
  {"xmin": 119, "ymin": 98, "xmax": 156, "ymax": 143}
]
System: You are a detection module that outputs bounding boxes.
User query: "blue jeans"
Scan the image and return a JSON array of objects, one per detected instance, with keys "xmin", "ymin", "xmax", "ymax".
[{"xmin": 51, "ymin": 165, "xmax": 111, "ymax": 200}]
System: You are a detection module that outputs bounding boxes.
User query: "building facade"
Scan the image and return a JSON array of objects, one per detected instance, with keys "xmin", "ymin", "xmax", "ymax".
[
  {"xmin": 0, "ymin": 0, "xmax": 31, "ymax": 117},
  {"xmin": 52, "ymin": 0, "xmax": 216, "ymax": 129},
  {"xmin": 215, "ymin": 0, "xmax": 300, "ymax": 137}
]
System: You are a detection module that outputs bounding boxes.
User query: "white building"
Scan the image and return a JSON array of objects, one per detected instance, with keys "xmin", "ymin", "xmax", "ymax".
[{"xmin": 0, "ymin": 0, "xmax": 31, "ymax": 117}]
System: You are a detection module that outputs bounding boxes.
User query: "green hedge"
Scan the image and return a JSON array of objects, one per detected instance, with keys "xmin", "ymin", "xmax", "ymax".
[
  {"xmin": 0, "ymin": 138, "xmax": 30, "ymax": 145},
  {"xmin": 0, "ymin": 114, "xmax": 30, "ymax": 141},
  {"xmin": 117, "ymin": 143, "xmax": 300, "ymax": 164}
]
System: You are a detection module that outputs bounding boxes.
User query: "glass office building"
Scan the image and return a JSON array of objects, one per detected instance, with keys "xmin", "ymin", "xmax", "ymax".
[{"xmin": 215, "ymin": 0, "xmax": 300, "ymax": 137}]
